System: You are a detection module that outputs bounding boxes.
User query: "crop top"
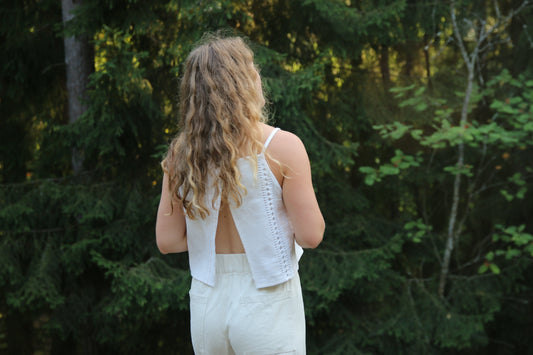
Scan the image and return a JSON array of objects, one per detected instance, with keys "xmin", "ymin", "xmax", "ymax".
[{"xmin": 184, "ymin": 128, "xmax": 303, "ymax": 289}]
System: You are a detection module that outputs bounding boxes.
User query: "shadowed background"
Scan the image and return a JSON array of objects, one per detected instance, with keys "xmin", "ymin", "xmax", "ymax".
[{"xmin": 1, "ymin": 0, "xmax": 532, "ymax": 354}]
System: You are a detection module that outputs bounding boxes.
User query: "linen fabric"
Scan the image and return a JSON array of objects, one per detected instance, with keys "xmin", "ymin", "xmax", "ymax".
[
  {"xmin": 184, "ymin": 128, "xmax": 304, "ymax": 288},
  {"xmin": 189, "ymin": 253, "xmax": 306, "ymax": 354}
]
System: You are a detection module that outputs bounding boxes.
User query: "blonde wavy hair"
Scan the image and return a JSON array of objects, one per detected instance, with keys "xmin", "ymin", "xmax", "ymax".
[{"xmin": 162, "ymin": 36, "xmax": 267, "ymax": 220}]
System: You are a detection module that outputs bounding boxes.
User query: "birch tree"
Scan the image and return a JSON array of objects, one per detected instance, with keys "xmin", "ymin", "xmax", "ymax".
[
  {"xmin": 438, "ymin": 0, "xmax": 530, "ymax": 298},
  {"xmin": 358, "ymin": 0, "xmax": 533, "ymax": 349}
]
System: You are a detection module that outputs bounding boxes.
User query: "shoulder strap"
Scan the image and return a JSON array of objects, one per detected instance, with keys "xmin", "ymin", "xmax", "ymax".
[{"xmin": 262, "ymin": 127, "xmax": 280, "ymax": 152}]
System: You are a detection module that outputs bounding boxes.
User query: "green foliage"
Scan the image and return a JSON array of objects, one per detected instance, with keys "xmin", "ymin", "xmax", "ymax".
[
  {"xmin": 359, "ymin": 149, "xmax": 422, "ymax": 185},
  {"xmin": 403, "ymin": 218, "xmax": 433, "ymax": 243},
  {"xmin": 480, "ymin": 224, "xmax": 533, "ymax": 275},
  {"xmin": 356, "ymin": 50, "xmax": 533, "ymax": 355},
  {"xmin": 1, "ymin": 0, "xmax": 533, "ymax": 354}
]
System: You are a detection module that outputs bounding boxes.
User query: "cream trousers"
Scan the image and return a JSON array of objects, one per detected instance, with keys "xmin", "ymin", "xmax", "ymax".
[{"xmin": 189, "ymin": 253, "xmax": 306, "ymax": 355}]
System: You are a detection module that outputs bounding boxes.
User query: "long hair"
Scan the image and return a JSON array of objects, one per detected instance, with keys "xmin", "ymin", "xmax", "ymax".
[{"xmin": 162, "ymin": 36, "xmax": 266, "ymax": 220}]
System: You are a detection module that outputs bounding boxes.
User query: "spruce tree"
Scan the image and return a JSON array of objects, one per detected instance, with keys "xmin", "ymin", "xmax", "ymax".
[{"xmin": 1, "ymin": 1, "xmax": 532, "ymax": 354}]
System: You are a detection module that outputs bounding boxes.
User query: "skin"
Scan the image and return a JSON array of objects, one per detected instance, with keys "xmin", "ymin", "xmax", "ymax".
[{"xmin": 155, "ymin": 69, "xmax": 324, "ymax": 254}]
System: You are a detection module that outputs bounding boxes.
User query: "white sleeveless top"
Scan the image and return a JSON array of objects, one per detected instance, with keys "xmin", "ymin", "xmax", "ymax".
[{"xmin": 185, "ymin": 128, "xmax": 304, "ymax": 288}]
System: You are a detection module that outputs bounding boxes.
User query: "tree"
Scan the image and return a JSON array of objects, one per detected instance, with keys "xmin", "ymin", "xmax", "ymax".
[
  {"xmin": 1, "ymin": 0, "xmax": 533, "ymax": 354},
  {"xmin": 61, "ymin": 0, "xmax": 93, "ymax": 174},
  {"xmin": 359, "ymin": 0, "xmax": 533, "ymax": 352}
]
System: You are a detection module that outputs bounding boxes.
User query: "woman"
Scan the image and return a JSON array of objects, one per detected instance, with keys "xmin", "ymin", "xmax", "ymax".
[{"xmin": 155, "ymin": 36, "xmax": 325, "ymax": 355}]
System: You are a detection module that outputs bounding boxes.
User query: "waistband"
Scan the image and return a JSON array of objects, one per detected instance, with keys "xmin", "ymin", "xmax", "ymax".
[{"xmin": 215, "ymin": 253, "xmax": 251, "ymax": 274}]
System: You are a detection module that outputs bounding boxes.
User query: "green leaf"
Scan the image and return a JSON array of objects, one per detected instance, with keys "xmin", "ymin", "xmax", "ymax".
[
  {"xmin": 410, "ymin": 129, "xmax": 423, "ymax": 140},
  {"xmin": 516, "ymin": 187, "xmax": 527, "ymax": 199},
  {"xmin": 478, "ymin": 264, "xmax": 488, "ymax": 274},
  {"xmin": 414, "ymin": 87, "xmax": 425, "ymax": 96},
  {"xmin": 500, "ymin": 189, "xmax": 514, "ymax": 202},
  {"xmin": 359, "ymin": 166, "xmax": 376, "ymax": 174},
  {"xmin": 505, "ymin": 249, "xmax": 521, "ymax": 259},
  {"xmin": 379, "ymin": 164, "xmax": 400, "ymax": 176},
  {"xmin": 364, "ymin": 175, "xmax": 376, "ymax": 186},
  {"xmin": 489, "ymin": 264, "xmax": 501, "ymax": 274},
  {"xmin": 414, "ymin": 102, "xmax": 428, "ymax": 111},
  {"xmin": 404, "ymin": 221, "xmax": 417, "ymax": 230}
]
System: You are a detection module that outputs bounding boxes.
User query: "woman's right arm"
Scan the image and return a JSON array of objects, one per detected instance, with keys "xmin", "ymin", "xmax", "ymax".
[
  {"xmin": 275, "ymin": 131, "xmax": 325, "ymax": 249},
  {"xmin": 155, "ymin": 173, "xmax": 188, "ymax": 253}
]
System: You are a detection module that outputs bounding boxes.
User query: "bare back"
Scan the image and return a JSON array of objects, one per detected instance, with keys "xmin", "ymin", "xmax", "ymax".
[
  {"xmin": 215, "ymin": 124, "xmax": 283, "ymax": 254},
  {"xmin": 215, "ymin": 201, "xmax": 245, "ymax": 253},
  {"xmin": 156, "ymin": 123, "xmax": 323, "ymax": 256}
]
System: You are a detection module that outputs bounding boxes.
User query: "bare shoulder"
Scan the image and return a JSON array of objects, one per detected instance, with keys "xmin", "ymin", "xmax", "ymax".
[
  {"xmin": 265, "ymin": 128, "xmax": 310, "ymax": 181},
  {"xmin": 267, "ymin": 128, "xmax": 307, "ymax": 161}
]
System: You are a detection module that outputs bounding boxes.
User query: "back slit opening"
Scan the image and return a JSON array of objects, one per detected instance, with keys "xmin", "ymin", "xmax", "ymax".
[{"xmin": 215, "ymin": 201, "xmax": 245, "ymax": 254}]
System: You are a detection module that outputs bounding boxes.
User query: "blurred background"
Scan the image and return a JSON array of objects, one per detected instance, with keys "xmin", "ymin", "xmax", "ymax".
[{"xmin": 1, "ymin": 0, "xmax": 532, "ymax": 354}]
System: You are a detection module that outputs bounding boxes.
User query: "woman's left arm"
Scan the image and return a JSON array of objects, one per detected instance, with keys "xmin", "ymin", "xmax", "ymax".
[{"xmin": 155, "ymin": 173, "xmax": 188, "ymax": 253}]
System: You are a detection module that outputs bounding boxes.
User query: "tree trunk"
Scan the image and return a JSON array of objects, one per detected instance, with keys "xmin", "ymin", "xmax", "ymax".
[
  {"xmin": 403, "ymin": 41, "xmax": 414, "ymax": 78},
  {"xmin": 439, "ymin": 0, "xmax": 476, "ymax": 298},
  {"xmin": 379, "ymin": 44, "xmax": 391, "ymax": 91},
  {"xmin": 62, "ymin": 0, "xmax": 92, "ymax": 174},
  {"xmin": 423, "ymin": 34, "xmax": 432, "ymax": 91}
]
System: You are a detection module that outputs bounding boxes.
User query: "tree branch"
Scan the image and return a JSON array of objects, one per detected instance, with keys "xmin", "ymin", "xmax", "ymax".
[{"xmin": 450, "ymin": 0, "xmax": 471, "ymax": 66}]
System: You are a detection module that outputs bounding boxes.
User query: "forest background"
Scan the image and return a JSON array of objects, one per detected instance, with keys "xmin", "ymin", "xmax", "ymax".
[{"xmin": 1, "ymin": 0, "xmax": 532, "ymax": 354}]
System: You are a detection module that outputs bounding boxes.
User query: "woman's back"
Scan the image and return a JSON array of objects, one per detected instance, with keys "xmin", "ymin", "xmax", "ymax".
[
  {"xmin": 214, "ymin": 124, "xmax": 283, "ymax": 255},
  {"xmin": 214, "ymin": 123, "xmax": 324, "ymax": 254},
  {"xmin": 155, "ymin": 35, "xmax": 324, "ymax": 354},
  {"xmin": 214, "ymin": 202, "xmax": 244, "ymax": 254}
]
